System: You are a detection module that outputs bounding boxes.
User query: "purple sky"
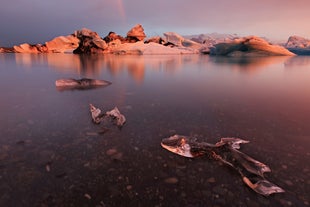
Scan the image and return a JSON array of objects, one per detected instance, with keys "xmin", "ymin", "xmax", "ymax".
[{"xmin": 1, "ymin": 0, "xmax": 309, "ymax": 46}]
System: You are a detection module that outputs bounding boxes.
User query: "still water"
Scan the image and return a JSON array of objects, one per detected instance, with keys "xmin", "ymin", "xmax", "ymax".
[{"xmin": 0, "ymin": 53, "xmax": 309, "ymax": 206}]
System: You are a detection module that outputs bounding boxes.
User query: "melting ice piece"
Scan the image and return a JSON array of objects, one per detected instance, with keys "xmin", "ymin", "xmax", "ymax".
[
  {"xmin": 55, "ymin": 78, "xmax": 111, "ymax": 91},
  {"xmin": 161, "ymin": 135, "xmax": 196, "ymax": 158},
  {"xmin": 89, "ymin": 104, "xmax": 103, "ymax": 124},
  {"xmin": 215, "ymin": 137, "xmax": 249, "ymax": 149},
  {"xmin": 161, "ymin": 134, "xmax": 285, "ymax": 196},
  {"xmin": 106, "ymin": 107, "xmax": 126, "ymax": 127},
  {"xmin": 230, "ymin": 148, "xmax": 271, "ymax": 177},
  {"xmin": 161, "ymin": 135, "xmax": 214, "ymax": 158},
  {"xmin": 242, "ymin": 176, "xmax": 285, "ymax": 196}
]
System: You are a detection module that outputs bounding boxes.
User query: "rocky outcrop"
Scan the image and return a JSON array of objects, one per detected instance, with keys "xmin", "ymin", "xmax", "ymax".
[
  {"xmin": 210, "ymin": 36, "xmax": 295, "ymax": 56},
  {"xmin": 126, "ymin": 24, "xmax": 146, "ymax": 42}
]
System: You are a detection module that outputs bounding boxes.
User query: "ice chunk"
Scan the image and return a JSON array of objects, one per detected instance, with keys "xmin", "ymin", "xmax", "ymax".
[
  {"xmin": 55, "ymin": 78, "xmax": 111, "ymax": 91},
  {"xmin": 161, "ymin": 134, "xmax": 285, "ymax": 196},
  {"xmin": 106, "ymin": 107, "xmax": 126, "ymax": 127},
  {"xmin": 242, "ymin": 176, "xmax": 285, "ymax": 196},
  {"xmin": 89, "ymin": 104, "xmax": 103, "ymax": 124}
]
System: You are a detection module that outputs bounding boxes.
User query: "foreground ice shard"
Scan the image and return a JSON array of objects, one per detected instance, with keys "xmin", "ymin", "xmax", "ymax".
[
  {"xmin": 55, "ymin": 78, "xmax": 111, "ymax": 91},
  {"xmin": 89, "ymin": 104, "xmax": 103, "ymax": 124},
  {"xmin": 106, "ymin": 107, "xmax": 126, "ymax": 127},
  {"xmin": 161, "ymin": 135, "xmax": 285, "ymax": 196},
  {"xmin": 89, "ymin": 104, "xmax": 126, "ymax": 127}
]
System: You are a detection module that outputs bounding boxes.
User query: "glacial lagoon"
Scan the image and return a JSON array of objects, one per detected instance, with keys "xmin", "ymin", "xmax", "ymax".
[{"xmin": 0, "ymin": 53, "xmax": 309, "ymax": 206}]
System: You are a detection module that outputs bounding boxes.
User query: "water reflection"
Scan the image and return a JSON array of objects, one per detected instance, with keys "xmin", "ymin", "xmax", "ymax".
[
  {"xmin": 1, "ymin": 53, "xmax": 310, "ymax": 206},
  {"xmin": 14, "ymin": 54, "xmax": 201, "ymax": 82},
  {"xmin": 14, "ymin": 53, "xmax": 310, "ymax": 80},
  {"xmin": 284, "ymin": 56, "xmax": 310, "ymax": 68},
  {"xmin": 208, "ymin": 56, "xmax": 293, "ymax": 74}
]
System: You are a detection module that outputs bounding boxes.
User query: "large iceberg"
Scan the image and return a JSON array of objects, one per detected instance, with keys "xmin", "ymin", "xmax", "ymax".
[{"xmin": 210, "ymin": 36, "xmax": 295, "ymax": 56}]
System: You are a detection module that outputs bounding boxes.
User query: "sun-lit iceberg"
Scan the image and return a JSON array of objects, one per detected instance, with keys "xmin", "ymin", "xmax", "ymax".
[{"xmin": 209, "ymin": 36, "xmax": 295, "ymax": 56}]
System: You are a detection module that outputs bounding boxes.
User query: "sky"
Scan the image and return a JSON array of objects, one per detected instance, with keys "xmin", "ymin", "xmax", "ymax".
[{"xmin": 0, "ymin": 0, "xmax": 310, "ymax": 46}]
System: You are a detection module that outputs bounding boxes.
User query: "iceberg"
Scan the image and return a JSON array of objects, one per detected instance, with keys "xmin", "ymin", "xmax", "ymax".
[
  {"xmin": 55, "ymin": 78, "xmax": 111, "ymax": 91},
  {"xmin": 210, "ymin": 36, "xmax": 295, "ymax": 56},
  {"xmin": 285, "ymin": 35, "xmax": 310, "ymax": 55},
  {"xmin": 89, "ymin": 104, "xmax": 126, "ymax": 127}
]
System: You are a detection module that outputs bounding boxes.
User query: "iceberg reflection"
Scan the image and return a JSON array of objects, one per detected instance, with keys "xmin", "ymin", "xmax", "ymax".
[{"xmin": 13, "ymin": 53, "xmax": 309, "ymax": 81}]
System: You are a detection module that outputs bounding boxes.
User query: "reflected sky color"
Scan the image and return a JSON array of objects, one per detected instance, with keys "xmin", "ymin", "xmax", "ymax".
[
  {"xmin": 0, "ymin": 54, "xmax": 309, "ymax": 206},
  {"xmin": 6, "ymin": 54, "xmax": 310, "ymax": 130},
  {"xmin": 0, "ymin": 0, "xmax": 310, "ymax": 46}
]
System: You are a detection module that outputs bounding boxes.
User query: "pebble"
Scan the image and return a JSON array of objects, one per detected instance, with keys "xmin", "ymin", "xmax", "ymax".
[
  {"xmin": 84, "ymin": 193, "xmax": 92, "ymax": 200},
  {"xmin": 106, "ymin": 148, "xmax": 118, "ymax": 156},
  {"xmin": 284, "ymin": 180, "xmax": 294, "ymax": 186},
  {"xmin": 45, "ymin": 164, "xmax": 51, "ymax": 172},
  {"xmin": 207, "ymin": 177, "xmax": 216, "ymax": 183},
  {"xmin": 164, "ymin": 177, "xmax": 179, "ymax": 184},
  {"xmin": 86, "ymin": 132, "xmax": 98, "ymax": 136},
  {"xmin": 105, "ymin": 148, "xmax": 124, "ymax": 161}
]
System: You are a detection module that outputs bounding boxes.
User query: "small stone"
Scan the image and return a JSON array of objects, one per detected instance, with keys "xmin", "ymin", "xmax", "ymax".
[
  {"xmin": 284, "ymin": 180, "xmax": 294, "ymax": 186},
  {"xmin": 86, "ymin": 132, "xmax": 98, "ymax": 136},
  {"xmin": 164, "ymin": 177, "xmax": 179, "ymax": 184},
  {"xmin": 45, "ymin": 164, "xmax": 50, "ymax": 172},
  {"xmin": 207, "ymin": 177, "xmax": 216, "ymax": 183},
  {"xmin": 106, "ymin": 148, "xmax": 118, "ymax": 156},
  {"xmin": 84, "ymin": 193, "xmax": 91, "ymax": 200}
]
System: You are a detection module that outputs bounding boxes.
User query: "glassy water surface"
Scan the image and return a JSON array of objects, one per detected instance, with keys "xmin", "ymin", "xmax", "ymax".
[{"xmin": 0, "ymin": 53, "xmax": 309, "ymax": 206}]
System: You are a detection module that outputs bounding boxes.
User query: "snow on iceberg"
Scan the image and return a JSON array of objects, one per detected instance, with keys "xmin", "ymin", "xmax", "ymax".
[{"xmin": 111, "ymin": 41, "xmax": 199, "ymax": 55}]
